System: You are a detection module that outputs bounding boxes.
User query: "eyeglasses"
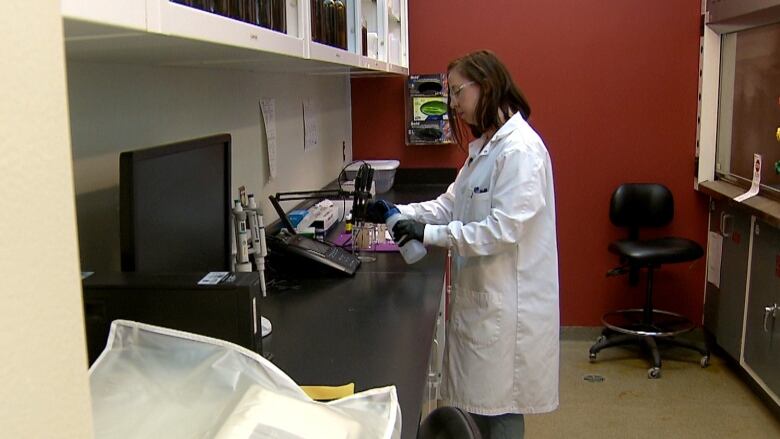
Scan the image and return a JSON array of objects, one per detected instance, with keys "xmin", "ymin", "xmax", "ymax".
[{"xmin": 449, "ymin": 81, "xmax": 474, "ymax": 100}]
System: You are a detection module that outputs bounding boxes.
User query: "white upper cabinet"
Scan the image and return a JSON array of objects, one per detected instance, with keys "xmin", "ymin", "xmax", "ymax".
[
  {"xmin": 307, "ymin": 0, "xmax": 363, "ymax": 69},
  {"xmin": 61, "ymin": 0, "xmax": 408, "ymax": 74},
  {"xmin": 387, "ymin": 0, "xmax": 408, "ymax": 70},
  {"xmin": 147, "ymin": 0, "xmax": 305, "ymax": 58}
]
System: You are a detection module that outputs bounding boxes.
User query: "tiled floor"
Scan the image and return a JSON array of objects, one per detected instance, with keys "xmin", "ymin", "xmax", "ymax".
[{"xmin": 525, "ymin": 335, "xmax": 780, "ymax": 439}]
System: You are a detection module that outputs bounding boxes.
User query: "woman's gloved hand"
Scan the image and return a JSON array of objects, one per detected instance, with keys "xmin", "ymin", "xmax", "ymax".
[
  {"xmin": 392, "ymin": 219, "xmax": 425, "ymax": 246},
  {"xmin": 365, "ymin": 199, "xmax": 395, "ymax": 224}
]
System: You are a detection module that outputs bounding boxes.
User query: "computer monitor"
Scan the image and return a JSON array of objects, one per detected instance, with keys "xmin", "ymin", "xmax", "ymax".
[{"xmin": 120, "ymin": 134, "xmax": 232, "ymax": 272}]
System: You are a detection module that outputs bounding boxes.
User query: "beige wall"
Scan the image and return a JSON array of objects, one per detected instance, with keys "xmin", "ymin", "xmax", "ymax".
[
  {"xmin": 67, "ymin": 63, "xmax": 353, "ymax": 271},
  {"xmin": 0, "ymin": 2, "xmax": 94, "ymax": 437}
]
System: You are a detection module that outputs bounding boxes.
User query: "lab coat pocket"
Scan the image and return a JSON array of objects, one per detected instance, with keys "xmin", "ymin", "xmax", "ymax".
[
  {"xmin": 451, "ymin": 288, "xmax": 503, "ymax": 347},
  {"xmin": 467, "ymin": 192, "xmax": 492, "ymax": 223}
]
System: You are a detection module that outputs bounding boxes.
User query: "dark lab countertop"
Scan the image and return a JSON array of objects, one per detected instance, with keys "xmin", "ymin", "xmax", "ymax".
[{"xmin": 260, "ymin": 182, "xmax": 449, "ymax": 438}]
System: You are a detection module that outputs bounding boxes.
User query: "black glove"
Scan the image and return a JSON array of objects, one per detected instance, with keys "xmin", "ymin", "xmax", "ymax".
[
  {"xmin": 392, "ymin": 219, "xmax": 425, "ymax": 246},
  {"xmin": 365, "ymin": 199, "xmax": 395, "ymax": 224}
]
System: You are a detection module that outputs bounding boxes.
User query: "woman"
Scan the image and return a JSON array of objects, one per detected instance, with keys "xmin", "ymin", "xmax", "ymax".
[{"xmin": 368, "ymin": 50, "xmax": 559, "ymax": 438}]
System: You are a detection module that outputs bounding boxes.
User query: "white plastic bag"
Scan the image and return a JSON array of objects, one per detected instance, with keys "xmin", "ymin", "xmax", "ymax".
[{"xmin": 89, "ymin": 320, "xmax": 401, "ymax": 439}]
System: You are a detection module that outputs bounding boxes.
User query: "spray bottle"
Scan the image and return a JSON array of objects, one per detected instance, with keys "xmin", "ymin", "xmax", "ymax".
[{"xmin": 384, "ymin": 207, "xmax": 427, "ymax": 264}]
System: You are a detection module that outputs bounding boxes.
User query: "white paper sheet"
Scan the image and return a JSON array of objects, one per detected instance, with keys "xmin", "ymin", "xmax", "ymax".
[
  {"xmin": 733, "ymin": 154, "xmax": 762, "ymax": 202},
  {"xmin": 706, "ymin": 231, "xmax": 723, "ymax": 288},
  {"xmin": 303, "ymin": 98, "xmax": 319, "ymax": 151},
  {"xmin": 259, "ymin": 99, "xmax": 277, "ymax": 180}
]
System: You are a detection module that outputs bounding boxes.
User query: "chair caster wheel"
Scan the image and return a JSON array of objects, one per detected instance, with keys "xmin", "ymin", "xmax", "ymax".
[
  {"xmin": 589, "ymin": 352, "xmax": 597, "ymax": 363},
  {"xmin": 700, "ymin": 355, "xmax": 710, "ymax": 368},
  {"xmin": 648, "ymin": 367, "xmax": 661, "ymax": 379},
  {"xmin": 595, "ymin": 335, "xmax": 607, "ymax": 344}
]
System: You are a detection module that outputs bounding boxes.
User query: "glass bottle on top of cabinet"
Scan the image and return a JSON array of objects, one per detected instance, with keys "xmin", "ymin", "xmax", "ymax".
[
  {"xmin": 313, "ymin": 0, "xmax": 347, "ymax": 49},
  {"xmin": 333, "ymin": 0, "xmax": 347, "ymax": 50},
  {"xmin": 171, "ymin": 0, "xmax": 277, "ymax": 28},
  {"xmin": 213, "ymin": 0, "xmax": 228, "ymax": 17},
  {"xmin": 271, "ymin": 0, "xmax": 286, "ymax": 33},
  {"xmin": 310, "ymin": 0, "xmax": 321, "ymax": 42},
  {"xmin": 257, "ymin": 0, "xmax": 272, "ymax": 28},
  {"xmin": 321, "ymin": 0, "xmax": 335, "ymax": 46},
  {"xmin": 334, "ymin": 0, "xmax": 346, "ymax": 50},
  {"xmin": 361, "ymin": 16, "xmax": 368, "ymax": 56}
]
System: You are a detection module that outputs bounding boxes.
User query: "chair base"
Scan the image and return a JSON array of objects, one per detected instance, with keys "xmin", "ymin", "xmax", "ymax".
[
  {"xmin": 589, "ymin": 309, "xmax": 710, "ymax": 379},
  {"xmin": 602, "ymin": 308, "xmax": 696, "ymax": 337}
]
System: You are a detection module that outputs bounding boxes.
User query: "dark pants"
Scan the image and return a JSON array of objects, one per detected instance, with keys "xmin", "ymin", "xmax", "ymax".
[{"xmin": 470, "ymin": 413, "xmax": 525, "ymax": 439}]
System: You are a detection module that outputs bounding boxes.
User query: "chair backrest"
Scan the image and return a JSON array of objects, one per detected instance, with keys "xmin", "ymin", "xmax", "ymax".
[
  {"xmin": 610, "ymin": 183, "xmax": 674, "ymax": 239},
  {"xmin": 417, "ymin": 406, "xmax": 482, "ymax": 439}
]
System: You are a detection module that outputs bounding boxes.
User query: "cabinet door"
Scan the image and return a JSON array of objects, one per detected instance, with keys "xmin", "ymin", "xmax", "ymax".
[
  {"xmin": 148, "ymin": 0, "xmax": 306, "ymax": 58},
  {"xmin": 743, "ymin": 220, "xmax": 780, "ymax": 397},
  {"xmin": 386, "ymin": 0, "xmax": 406, "ymax": 68},
  {"xmin": 704, "ymin": 201, "xmax": 751, "ymax": 359}
]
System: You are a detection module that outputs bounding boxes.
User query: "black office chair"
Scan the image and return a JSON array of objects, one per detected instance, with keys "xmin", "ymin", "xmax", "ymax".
[
  {"xmin": 417, "ymin": 406, "xmax": 482, "ymax": 439},
  {"xmin": 589, "ymin": 183, "xmax": 710, "ymax": 379}
]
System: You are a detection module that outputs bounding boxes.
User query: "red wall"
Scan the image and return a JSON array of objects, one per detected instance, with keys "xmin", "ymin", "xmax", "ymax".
[{"xmin": 351, "ymin": 0, "xmax": 710, "ymax": 326}]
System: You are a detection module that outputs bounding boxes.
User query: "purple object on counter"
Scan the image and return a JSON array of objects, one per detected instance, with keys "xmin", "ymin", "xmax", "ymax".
[{"xmin": 333, "ymin": 233, "xmax": 400, "ymax": 252}]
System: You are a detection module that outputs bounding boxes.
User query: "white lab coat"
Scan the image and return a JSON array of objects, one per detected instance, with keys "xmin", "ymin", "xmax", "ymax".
[{"xmin": 397, "ymin": 113, "xmax": 559, "ymax": 415}]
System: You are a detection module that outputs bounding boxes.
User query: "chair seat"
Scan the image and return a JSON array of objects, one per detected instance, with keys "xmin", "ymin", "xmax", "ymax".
[
  {"xmin": 609, "ymin": 237, "xmax": 703, "ymax": 265},
  {"xmin": 418, "ymin": 406, "xmax": 482, "ymax": 439}
]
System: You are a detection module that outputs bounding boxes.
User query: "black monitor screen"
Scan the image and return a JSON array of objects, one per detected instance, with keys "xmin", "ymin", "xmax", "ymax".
[{"xmin": 120, "ymin": 134, "xmax": 232, "ymax": 272}]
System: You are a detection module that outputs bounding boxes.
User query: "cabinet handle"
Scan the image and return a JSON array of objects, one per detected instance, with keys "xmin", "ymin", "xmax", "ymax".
[
  {"xmin": 720, "ymin": 212, "xmax": 733, "ymax": 237},
  {"xmin": 763, "ymin": 304, "xmax": 778, "ymax": 333}
]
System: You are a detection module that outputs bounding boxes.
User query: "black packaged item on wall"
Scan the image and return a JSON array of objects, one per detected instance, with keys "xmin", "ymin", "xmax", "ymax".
[
  {"xmin": 409, "ymin": 121, "xmax": 448, "ymax": 144},
  {"xmin": 82, "ymin": 271, "xmax": 263, "ymax": 365}
]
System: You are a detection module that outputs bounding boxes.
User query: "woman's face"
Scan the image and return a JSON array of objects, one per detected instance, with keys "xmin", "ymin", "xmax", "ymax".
[{"xmin": 448, "ymin": 69, "xmax": 479, "ymax": 126}]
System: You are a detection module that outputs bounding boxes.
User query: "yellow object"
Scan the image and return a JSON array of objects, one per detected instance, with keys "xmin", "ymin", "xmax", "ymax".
[
  {"xmin": 300, "ymin": 383, "xmax": 355, "ymax": 401},
  {"xmin": 776, "ymin": 127, "xmax": 780, "ymax": 142}
]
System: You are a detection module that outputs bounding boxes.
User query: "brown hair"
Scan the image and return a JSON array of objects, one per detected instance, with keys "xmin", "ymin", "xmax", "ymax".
[{"xmin": 447, "ymin": 50, "xmax": 531, "ymax": 146}]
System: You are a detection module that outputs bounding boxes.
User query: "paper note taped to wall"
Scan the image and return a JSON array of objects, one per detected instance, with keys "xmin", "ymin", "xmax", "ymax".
[
  {"xmin": 260, "ymin": 99, "xmax": 277, "ymax": 180},
  {"xmin": 706, "ymin": 231, "xmax": 723, "ymax": 288},
  {"xmin": 733, "ymin": 154, "xmax": 762, "ymax": 202},
  {"xmin": 303, "ymin": 98, "xmax": 319, "ymax": 151}
]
